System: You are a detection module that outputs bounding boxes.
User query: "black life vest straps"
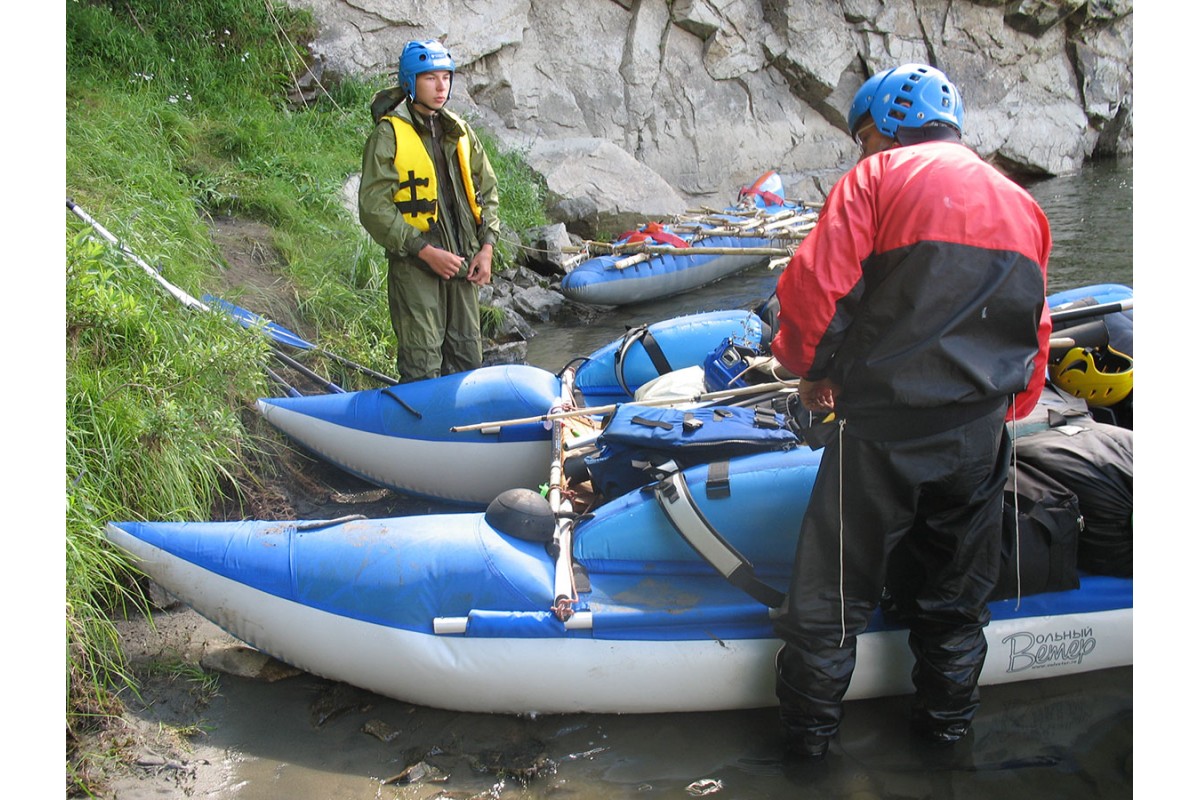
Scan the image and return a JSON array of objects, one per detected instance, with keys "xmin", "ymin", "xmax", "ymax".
[
  {"xmin": 653, "ymin": 470, "xmax": 785, "ymax": 608},
  {"xmin": 630, "ymin": 414, "xmax": 673, "ymax": 430}
]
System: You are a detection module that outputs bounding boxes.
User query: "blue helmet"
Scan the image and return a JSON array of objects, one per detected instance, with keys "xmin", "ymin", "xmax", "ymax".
[
  {"xmin": 398, "ymin": 40, "xmax": 455, "ymax": 99},
  {"xmin": 847, "ymin": 70, "xmax": 888, "ymax": 134},
  {"xmin": 847, "ymin": 63, "xmax": 963, "ymax": 138}
]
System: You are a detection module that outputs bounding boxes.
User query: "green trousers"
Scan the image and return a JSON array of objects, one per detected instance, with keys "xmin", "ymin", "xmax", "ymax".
[{"xmin": 387, "ymin": 257, "xmax": 483, "ymax": 383}]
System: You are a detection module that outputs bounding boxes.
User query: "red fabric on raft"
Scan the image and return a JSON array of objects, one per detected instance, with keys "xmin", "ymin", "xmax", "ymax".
[{"xmin": 617, "ymin": 221, "xmax": 691, "ymax": 249}]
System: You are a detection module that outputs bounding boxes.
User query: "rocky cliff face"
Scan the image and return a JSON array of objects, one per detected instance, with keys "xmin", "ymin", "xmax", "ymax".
[{"xmin": 288, "ymin": 0, "xmax": 1132, "ymax": 237}]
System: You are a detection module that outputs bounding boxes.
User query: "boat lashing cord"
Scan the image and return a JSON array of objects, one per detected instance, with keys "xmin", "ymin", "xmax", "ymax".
[
  {"xmin": 837, "ymin": 418, "xmax": 846, "ymax": 647},
  {"xmin": 382, "ymin": 386, "xmax": 423, "ymax": 419},
  {"xmin": 293, "ymin": 515, "xmax": 368, "ymax": 530},
  {"xmin": 1009, "ymin": 394, "xmax": 1022, "ymax": 610}
]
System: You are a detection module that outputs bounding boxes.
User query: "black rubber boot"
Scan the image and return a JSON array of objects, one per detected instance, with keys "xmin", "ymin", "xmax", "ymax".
[
  {"xmin": 783, "ymin": 730, "xmax": 831, "ymax": 759},
  {"xmin": 906, "ymin": 616, "xmax": 988, "ymax": 740},
  {"xmin": 909, "ymin": 711, "xmax": 971, "ymax": 745},
  {"xmin": 775, "ymin": 643, "xmax": 853, "ymax": 759}
]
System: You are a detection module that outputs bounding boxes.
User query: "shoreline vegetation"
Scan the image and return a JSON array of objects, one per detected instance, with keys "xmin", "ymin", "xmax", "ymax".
[{"xmin": 65, "ymin": 1, "xmax": 548, "ymax": 792}]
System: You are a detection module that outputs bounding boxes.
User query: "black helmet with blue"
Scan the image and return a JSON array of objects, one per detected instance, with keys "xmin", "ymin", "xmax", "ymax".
[
  {"xmin": 399, "ymin": 40, "xmax": 456, "ymax": 100},
  {"xmin": 847, "ymin": 63, "xmax": 963, "ymax": 142}
]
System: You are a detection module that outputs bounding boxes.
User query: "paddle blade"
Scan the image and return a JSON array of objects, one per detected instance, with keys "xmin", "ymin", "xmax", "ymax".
[{"xmin": 202, "ymin": 294, "xmax": 314, "ymax": 351}]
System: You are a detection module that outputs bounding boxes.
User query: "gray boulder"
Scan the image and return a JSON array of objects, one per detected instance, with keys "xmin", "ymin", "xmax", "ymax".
[
  {"xmin": 290, "ymin": 0, "xmax": 1132, "ymax": 239},
  {"xmin": 522, "ymin": 223, "xmax": 579, "ymax": 277},
  {"xmin": 524, "ymin": 138, "xmax": 687, "ymax": 239}
]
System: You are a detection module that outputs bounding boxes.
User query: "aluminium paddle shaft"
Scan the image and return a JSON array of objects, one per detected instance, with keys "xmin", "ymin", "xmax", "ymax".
[
  {"xmin": 67, "ymin": 197, "xmax": 211, "ymax": 312},
  {"xmin": 450, "ymin": 379, "xmax": 801, "ymax": 433},
  {"xmin": 1049, "ymin": 298, "xmax": 1133, "ymax": 326}
]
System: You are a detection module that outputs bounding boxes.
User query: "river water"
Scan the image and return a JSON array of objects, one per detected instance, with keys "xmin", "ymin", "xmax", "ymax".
[
  {"xmin": 129, "ymin": 158, "xmax": 1134, "ymax": 799},
  {"xmin": 526, "ymin": 157, "xmax": 1134, "ymax": 366}
]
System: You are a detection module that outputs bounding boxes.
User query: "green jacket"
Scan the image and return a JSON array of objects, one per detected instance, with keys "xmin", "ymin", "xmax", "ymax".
[{"xmin": 358, "ymin": 86, "xmax": 500, "ymax": 262}]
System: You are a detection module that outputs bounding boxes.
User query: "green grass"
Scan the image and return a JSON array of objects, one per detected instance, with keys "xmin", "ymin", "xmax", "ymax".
[
  {"xmin": 65, "ymin": 227, "xmax": 267, "ymax": 733},
  {"xmin": 65, "ymin": 0, "xmax": 549, "ymax": 745},
  {"xmin": 144, "ymin": 659, "xmax": 223, "ymax": 707}
]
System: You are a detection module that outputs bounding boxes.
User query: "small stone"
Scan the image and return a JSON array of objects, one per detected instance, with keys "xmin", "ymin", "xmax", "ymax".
[
  {"xmin": 310, "ymin": 682, "xmax": 374, "ymax": 727},
  {"xmin": 382, "ymin": 760, "xmax": 446, "ymax": 785},
  {"xmin": 331, "ymin": 488, "xmax": 391, "ymax": 504},
  {"xmin": 361, "ymin": 718, "xmax": 401, "ymax": 743},
  {"xmin": 686, "ymin": 778, "xmax": 723, "ymax": 796}
]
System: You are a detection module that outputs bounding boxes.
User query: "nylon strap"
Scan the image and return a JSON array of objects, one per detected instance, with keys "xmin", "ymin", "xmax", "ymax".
[
  {"xmin": 653, "ymin": 471, "xmax": 785, "ymax": 608},
  {"xmin": 639, "ymin": 329, "xmax": 673, "ymax": 376},
  {"xmin": 754, "ymin": 406, "xmax": 780, "ymax": 428},
  {"xmin": 615, "ymin": 324, "xmax": 674, "ymax": 397},
  {"xmin": 382, "ymin": 386, "xmax": 423, "ymax": 418},
  {"xmin": 705, "ymin": 460, "xmax": 730, "ymax": 500}
]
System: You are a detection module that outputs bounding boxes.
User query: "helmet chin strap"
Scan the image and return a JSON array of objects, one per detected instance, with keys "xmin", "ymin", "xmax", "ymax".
[
  {"xmin": 410, "ymin": 99, "xmax": 440, "ymax": 116},
  {"xmin": 894, "ymin": 122, "xmax": 962, "ymax": 146}
]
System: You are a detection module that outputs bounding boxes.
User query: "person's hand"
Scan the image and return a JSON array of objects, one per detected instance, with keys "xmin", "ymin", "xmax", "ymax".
[
  {"xmin": 798, "ymin": 377, "xmax": 839, "ymax": 412},
  {"xmin": 419, "ymin": 245, "xmax": 466, "ymax": 279},
  {"xmin": 467, "ymin": 244, "xmax": 493, "ymax": 286}
]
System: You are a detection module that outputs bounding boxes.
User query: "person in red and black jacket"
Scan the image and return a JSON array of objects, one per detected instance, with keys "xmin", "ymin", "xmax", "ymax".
[{"xmin": 771, "ymin": 64, "xmax": 1052, "ymax": 759}]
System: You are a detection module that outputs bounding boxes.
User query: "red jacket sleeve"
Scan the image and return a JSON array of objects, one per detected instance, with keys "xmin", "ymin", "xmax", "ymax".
[{"xmin": 771, "ymin": 165, "xmax": 880, "ymax": 379}]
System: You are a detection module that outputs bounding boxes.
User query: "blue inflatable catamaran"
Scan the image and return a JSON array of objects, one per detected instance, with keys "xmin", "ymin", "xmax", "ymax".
[
  {"xmin": 106, "ymin": 285, "xmax": 1133, "ymax": 714},
  {"xmin": 255, "ymin": 308, "xmax": 768, "ymax": 506},
  {"xmin": 559, "ymin": 172, "xmax": 819, "ymax": 307}
]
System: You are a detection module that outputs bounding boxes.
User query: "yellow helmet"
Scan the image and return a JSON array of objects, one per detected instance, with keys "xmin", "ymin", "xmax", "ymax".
[{"xmin": 1049, "ymin": 345, "xmax": 1133, "ymax": 407}]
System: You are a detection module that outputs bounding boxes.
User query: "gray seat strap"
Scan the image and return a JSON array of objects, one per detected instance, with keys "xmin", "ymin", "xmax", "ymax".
[{"xmin": 653, "ymin": 471, "xmax": 785, "ymax": 608}]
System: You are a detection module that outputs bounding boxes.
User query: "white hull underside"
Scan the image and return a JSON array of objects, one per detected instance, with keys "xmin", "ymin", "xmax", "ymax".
[
  {"xmin": 109, "ymin": 525, "xmax": 1134, "ymax": 715},
  {"xmin": 259, "ymin": 403, "xmax": 552, "ymax": 505}
]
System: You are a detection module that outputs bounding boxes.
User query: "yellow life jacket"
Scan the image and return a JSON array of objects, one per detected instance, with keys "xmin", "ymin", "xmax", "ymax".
[{"xmin": 384, "ymin": 113, "xmax": 483, "ymax": 233}]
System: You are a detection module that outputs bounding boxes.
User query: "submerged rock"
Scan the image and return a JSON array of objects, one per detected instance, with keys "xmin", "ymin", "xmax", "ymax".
[
  {"xmin": 309, "ymin": 682, "xmax": 375, "ymax": 728},
  {"xmin": 382, "ymin": 759, "xmax": 448, "ymax": 785},
  {"xmin": 361, "ymin": 717, "xmax": 402, "ymax": 743},
  {"xmin": 468, "ymin": 741, "xmax": 557, "ymax": 784}
]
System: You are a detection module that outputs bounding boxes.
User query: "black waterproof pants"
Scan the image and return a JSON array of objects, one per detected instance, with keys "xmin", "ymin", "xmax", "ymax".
[{"xmin": 774, "ymin": 406, "xmax": 1011, "ymax": 743}]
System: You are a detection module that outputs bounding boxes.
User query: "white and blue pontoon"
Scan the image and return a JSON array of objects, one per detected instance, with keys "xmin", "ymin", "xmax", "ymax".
[
  {"xmin": 105, "ymin": 439, "xmax": 1131, "ymax": 714},
  {"xmin": 559, "ymin": 172, "xmax": 819, "ymax": 307},
  {"xmin": 257, "ymin": 308, "xmax": 768, "ymax": 506}
]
